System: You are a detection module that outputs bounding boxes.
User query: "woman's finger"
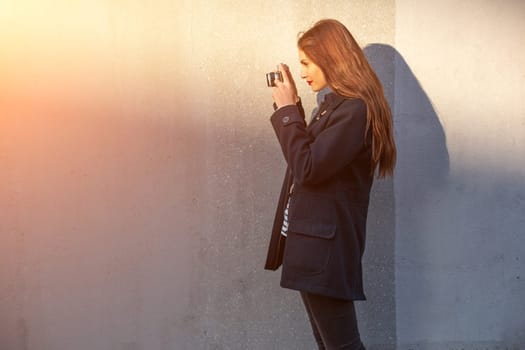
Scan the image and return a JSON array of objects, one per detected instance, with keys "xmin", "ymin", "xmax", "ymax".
[
  {"xmin": 278, "ymin": 63, "xmax": 291, "ymax": 85},
  {"xmin": 273, "ymin": 78, "xmax": 284, "ymax": 89}
]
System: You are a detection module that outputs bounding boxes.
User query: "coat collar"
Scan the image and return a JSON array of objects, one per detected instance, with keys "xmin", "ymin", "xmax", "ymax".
[
  {"xmin": 308, "ymin": 90, "xmax": 347, "ymax": 127},
  {"xmin": 316, "ymin": 86, "xmax": 347, "ymax": 109},
  {"xmin": 324, "ymin": 91, "xmax": 346, "ymax": 107},
  {"xmin": 316, "ymin": 86, "xmax": 333, "ymax": 106},
  {"xmin": 309, "ymin": 87, "xmax": 345, "ymax": 121}
]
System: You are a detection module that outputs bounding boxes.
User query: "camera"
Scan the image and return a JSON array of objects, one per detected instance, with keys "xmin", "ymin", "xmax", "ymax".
[{"xmin": 266, "ymin": 70, "xmax": 283, "ymax": 87}]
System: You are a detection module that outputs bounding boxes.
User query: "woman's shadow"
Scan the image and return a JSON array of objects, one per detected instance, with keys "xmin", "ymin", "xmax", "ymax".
[{"xmin": 359, "ymin": 44, "xmax": 449, "ymax": 349}]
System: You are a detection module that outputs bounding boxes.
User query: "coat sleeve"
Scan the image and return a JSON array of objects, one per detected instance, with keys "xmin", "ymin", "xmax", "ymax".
[{"xmin": 270, "ymin": 98, "xmax": 367, "ymax": 186}]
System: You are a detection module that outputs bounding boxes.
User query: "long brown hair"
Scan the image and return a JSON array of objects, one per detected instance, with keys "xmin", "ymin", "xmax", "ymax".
[{"xmin": 298, "ymin": 19, "xmax": 396, "ymax": 178}]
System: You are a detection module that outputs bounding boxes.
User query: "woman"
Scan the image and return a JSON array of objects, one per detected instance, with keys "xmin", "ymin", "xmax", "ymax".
[{"xmin": 264, "ymin": 19, "xmax": 396, "ymax": 349}]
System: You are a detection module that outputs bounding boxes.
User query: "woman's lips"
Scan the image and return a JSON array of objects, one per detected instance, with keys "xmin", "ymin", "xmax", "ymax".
[{"xmin": 307, "ymin": 80, "xmax": 313, "ymax": 86}]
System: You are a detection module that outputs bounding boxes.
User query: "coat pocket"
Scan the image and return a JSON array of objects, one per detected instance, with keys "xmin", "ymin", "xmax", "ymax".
[{"xmin": 284, "ymin": 219, "xmax": 336, "ymax": 275}]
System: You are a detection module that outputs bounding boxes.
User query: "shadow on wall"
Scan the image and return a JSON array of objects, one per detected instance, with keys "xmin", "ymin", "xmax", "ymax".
[
  {"xmin": 361, "ymin": 43, "xmax": 449, "ymax": 349},
  {"xmin": 387, "ymin": 38, "xmax": 525, "ymax": 346},
  {"xmin": 366, "ymin": 44, "xmax": 525, "ymax": 348}
]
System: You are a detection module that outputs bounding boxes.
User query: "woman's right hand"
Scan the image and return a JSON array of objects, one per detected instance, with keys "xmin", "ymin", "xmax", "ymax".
[{"xmin": 272, "ymin": 63, "xmax": 299, "ymax": 109}]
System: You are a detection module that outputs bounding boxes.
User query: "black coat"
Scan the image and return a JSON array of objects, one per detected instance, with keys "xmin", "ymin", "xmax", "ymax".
[{"xmin": 264, "ymin": 93, "xmax": 373, "ymax": 301}]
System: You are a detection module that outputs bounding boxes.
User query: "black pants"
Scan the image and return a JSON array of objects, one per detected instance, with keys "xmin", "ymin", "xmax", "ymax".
[{"xmin": 300, "ymin": 292, "xmax": 366, "ymax": 350}]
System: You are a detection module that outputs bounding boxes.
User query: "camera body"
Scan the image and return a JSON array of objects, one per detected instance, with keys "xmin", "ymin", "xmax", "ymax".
[{"xmin": 266, "ymin": 71, "xmax": 283, "ymax": 87}]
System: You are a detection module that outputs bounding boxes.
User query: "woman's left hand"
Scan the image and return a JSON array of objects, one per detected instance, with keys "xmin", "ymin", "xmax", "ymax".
[{"xmin": 272, "ymin": 63, "xmax": 299, "ymax": 109}]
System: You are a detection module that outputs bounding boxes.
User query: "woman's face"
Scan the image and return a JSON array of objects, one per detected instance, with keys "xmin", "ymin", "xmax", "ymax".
[{"xmin": 299, "ymin": 49, "xmax": 327, "ymax": 92}]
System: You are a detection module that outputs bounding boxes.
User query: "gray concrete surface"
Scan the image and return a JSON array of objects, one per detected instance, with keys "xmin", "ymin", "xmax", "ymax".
[
  {"xmin": 0, "ymin": 1, "xmax": 524, "ymax": 349},
  {"xmin": 394, "ymin": 1, "xmax": 525, "ymax": 349}
]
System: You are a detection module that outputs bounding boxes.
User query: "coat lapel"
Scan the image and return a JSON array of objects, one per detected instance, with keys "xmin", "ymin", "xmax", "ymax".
[{"xmin": 307, "ymin": 93, "xmax": 346, "ymax": 135}]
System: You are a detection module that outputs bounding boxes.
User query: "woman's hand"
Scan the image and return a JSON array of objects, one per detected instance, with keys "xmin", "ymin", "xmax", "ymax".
[{"xmin": 272, "ymin": 63, "xmax": 299, "ymax": 109}]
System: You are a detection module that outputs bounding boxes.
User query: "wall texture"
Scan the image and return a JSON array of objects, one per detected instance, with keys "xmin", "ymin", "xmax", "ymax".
[
  {"xmin": 0, "ymin": 1, "xmax": 523, "ymax": 349},
  {"xmin": 394, "ymin": 1, "xmax": 525, "ymax": 349}
]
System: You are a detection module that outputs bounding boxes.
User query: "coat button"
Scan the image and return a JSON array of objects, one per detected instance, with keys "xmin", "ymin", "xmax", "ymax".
[{"xmin": 282, "ymin": 116, "xmax": 290, "ymax": 123}]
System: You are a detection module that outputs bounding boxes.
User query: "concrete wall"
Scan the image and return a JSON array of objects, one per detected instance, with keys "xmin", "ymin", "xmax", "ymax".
[
  {"xmin": 0, "ymin": 1, "xmax": 523, "ymax": 349},
  {"xmin": 394, "ymin": 1, "xmax": 525, "ymax": 349}
]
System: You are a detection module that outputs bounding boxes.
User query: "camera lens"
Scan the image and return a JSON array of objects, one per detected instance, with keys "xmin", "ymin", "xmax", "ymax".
[{"xmin": 266, "ymin": 71, "xmax": 282, "ymax": 87}]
